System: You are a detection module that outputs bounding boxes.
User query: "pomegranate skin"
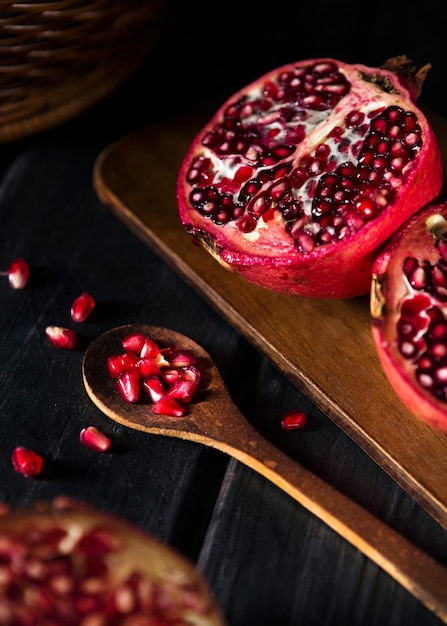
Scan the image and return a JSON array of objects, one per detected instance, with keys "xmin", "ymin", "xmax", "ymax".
[
  {"xmin": 178, "ymin": 57, "xmax": 443, "ymax": 298},
  {"xmin": 371, "ymin": 202, "xmax": 447, "ymax": 432}
]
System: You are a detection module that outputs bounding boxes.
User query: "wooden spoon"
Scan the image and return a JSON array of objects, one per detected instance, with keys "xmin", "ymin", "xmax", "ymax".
[{"xmin": 82, "ymin": 324, "xmax": 447, "ymax": 623}]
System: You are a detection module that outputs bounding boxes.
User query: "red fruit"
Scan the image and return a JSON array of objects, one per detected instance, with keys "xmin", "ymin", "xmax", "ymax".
[
  {"xmin": 80, "ymin": 426, "xmax": 111, "ymax": 452},
  {"xmin": 177, "ymin": 56, "xmax": 442, "ymax": 298},
  {"xmin": 121, "ymin": 331, "xmax": 147, "ymax": 353},
  {"xmin": 116, "ymin": 369, "xmax": 140, "ymax": 403},
  {"xmin": 107, "ymin": 352, "xmax": 139, "ymax": 377},
  {"xmin": 168, "ymin": 379, "xmax": 197, "ymax": 403},
  {"xmin": 0, "ymin": 501, "xmax": 225, "ymax": 624},
  {"xmin": 45, "ymin": 325, "xmax": 77, "ymax": 349},
  {"xmin": 11, "ymin": 446, "xmax": 44, "ymax": 477},
  {"xmin": 71, "ymin": 291, "xmax": 95, "ymax": 322},
  {"xmin": 152, "ymin": 395, "xmax": 186, "ymax": 417},
  {"xmin": 6, "ymin": 258, "xmax": 30, "ymax": 289},
  {"xmin": 142, "ymin": 376, "xmax": 165, "ymax": 402},
  {"xmin": 371, "ymin": 202, "xmax": 447, "ymax": 432},
  {"xmin": 281, "ymin": 410, "xmax": 307, "ymax": 430}
]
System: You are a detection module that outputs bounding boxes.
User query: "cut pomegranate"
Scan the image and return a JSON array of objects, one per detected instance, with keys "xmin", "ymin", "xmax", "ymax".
[
  {"xmin": 80, "ymin": 426, "xmax": 111, "ymax": 452},
  {"xmin": 11, "ymin": 446, "xmax": 44, "ymax": 477},
  {"xmin": 281, "ymin": 410, "xmax": 308, "ymax": 430},
  {"xmin": 371, "ymin": 201, "xmax": 447, "ymax": 431},
  {"xmin": 0, "ymin": 500, "xmax": 226, "ymax": 624},
  {"xmin": 71, "ymin": 291, "xmax": 95, "ymax": 322},
  {"xmin": 106, "ymin": 331, "xmax": 202, "ymax": 415},
  {"xmin": 3, "ymin": 258, "xmax": 30, "ymax": 289},
  {"xmin": 178, "ymin": 56, "xmax": 442, "ymax": 298},
  {"xmin": 45, "ymin": 325, "xmax": 77, "ymax": 349}
]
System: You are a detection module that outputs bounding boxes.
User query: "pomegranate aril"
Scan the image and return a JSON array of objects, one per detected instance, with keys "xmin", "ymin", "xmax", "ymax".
[
  {"xmin": 45, "ymin": 326, "xmax": 76, "ymax": 349},
  {"xmin": 142, "ymin": 376, "xmax": 165, "ymax": 402},
  {"xmin": 139, "ymin": 336, "xmax": 160, "ymax": 359},
  {"xmin": 5, "ymin": 258, "xmax": 30, "ymax": 289},
  {"xmin": 167, "ymin": 349, "xmax": 197, "ymax": 368},
  {"xmin": 168, "ymin": 380, "xmax": 197, "ymax": 403},
  {"xmin": 80, "ymin": 426, "xmax": 111, "ymax": 452},
  {"xmin": 137, "ymin": 357, "xmax": 161, "ymax": 377},
  {"xmin": 117, "ymin": 370, "xmax": 140, "ymax": 403},
  {"xmin": 152, "ymin": 395, "xmax": 186, "ymax": 417},
  {"xmin": 121, "ymin": 332, "xmax": 147, "ymax": 354},
  {"xmin": 107, "ymin": 352, "xmax": 139, "ymax": 377},
  {"xmin": 71, "ymin": 292, "xmax": 95, "ymax": 322},
  {"xmin": 11, "ymin": 446, "xmax": 44, "ymax": 477},
  {"xmin": 281, "ymin": 411, "xmax": 307, "ymax": 430}
]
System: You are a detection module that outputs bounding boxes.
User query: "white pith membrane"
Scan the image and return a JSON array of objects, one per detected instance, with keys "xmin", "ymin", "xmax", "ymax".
[
  {"xmin": 0, "ymin": 504, "xmax": 225, "ymax": 625},
  {"xmin": 182, "ymin": 61, "xmax": 424, "ymax": 259}
]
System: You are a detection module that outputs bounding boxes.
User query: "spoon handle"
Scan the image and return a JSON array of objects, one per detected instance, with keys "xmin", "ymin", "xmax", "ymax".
[{"xmin": 209, "ymin": 400, "xmax": 447, "ymax": 623}]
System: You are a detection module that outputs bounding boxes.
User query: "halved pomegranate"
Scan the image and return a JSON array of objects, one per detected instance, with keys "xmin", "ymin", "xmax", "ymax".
[
  {"xmin": 0, "ymin": 499, "xmax": 226, "ymax": 625},
  {"xmin": 371, "ymin": 202, "xmax": 447, "ymax": 432},
  {"xmin": 177, "ymin": 56, "xmax": 442, "ymax": 298}
]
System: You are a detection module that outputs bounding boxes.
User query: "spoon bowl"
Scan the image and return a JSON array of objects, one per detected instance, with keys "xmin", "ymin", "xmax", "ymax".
[{"xmin": 82, "ymin": 324, "xmax": 447, "ymax": 622}]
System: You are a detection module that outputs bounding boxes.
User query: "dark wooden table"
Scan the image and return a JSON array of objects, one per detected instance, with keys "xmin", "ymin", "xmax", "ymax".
[{"xmin": 1, "ymin": 4, "xmax": 447, "ymax": 624}]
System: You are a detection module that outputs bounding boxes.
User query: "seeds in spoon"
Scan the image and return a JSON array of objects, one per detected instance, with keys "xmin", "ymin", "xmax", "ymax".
[{"xmin": 107, "ymin": 332, "xmax": 201, "ymax": 416}]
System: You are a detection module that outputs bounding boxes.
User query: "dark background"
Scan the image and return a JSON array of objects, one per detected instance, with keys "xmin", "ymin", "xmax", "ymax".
[{"xmin": 107, "ymin": 2, "xmax": 446, "ymax": 132}]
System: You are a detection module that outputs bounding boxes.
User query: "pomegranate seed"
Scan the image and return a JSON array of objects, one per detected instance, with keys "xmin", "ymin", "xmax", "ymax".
[
  {"xmin": 142, "ymin": 376, "xmax": 165, "ymax": 402},
  {"xmin": 80, "ymin": 426, "xmax": 111, "ymax": 452},
  {"xmin": 121, "ymin": 332, "xmax": 147, "ymax": 354},
  {"xmin": 4, "ymin": 258, "xmax": 30, "ymax": 289},
  {"xmin": 152, "ymin": 395, "xmax": 185, "ymax": 417},
  {"xmin": 116, "ymin": 370, "xmax": 140, "ymax": 403},
  {"xmin": 168, "ymin": 349, "xmax": 197, "ymax": 368},
  {"xmin": 139, "ymin": 336, "xmax": 160, "ymax": 359},
  {"xmin": 137, "ymin": 357, "xmax": 161, "ymax": 377},
  {"xmin": 107, "ymin": 353, "xmax": 139, "ymax": 377},
  {"xmin": 168, "ymin": 380, "xmax": 197, "ymax": 403},
  {"xmin": 70, "ymin": 292, "xmax": 95, "ymax": 322},
  {"xmin": 281, "ymin": 411, "xmax": 307, "ymax": 430},
  {"xmin": 11, "ymin": 446, "xmax": 44, "ymax": 476},
  {"xmin": 45, "ymin": 326, "xmax": 76, "ymax": 349}
]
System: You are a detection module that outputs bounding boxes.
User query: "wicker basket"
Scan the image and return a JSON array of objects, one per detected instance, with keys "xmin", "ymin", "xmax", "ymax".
[{"xmin": 0, "ymin": 0, "xmax": 168, "ymax": 143}]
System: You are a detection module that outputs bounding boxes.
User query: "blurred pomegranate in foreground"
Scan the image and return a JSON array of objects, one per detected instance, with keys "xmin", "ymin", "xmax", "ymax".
[
  {"xmin": 371, "ymin": 202, "xmax": 447, "ymax": 432},
  {"xmin": 0, "ymin": 499, "xmax": 226, "ymax": 625},
  {"xmin": 178, "ymin": 56, "xmax": 442, "ymax": 298}
]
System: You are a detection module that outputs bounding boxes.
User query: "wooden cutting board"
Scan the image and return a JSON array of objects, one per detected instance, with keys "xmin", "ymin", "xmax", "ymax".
[{"xmin": 93, "ymin": 101, "xmax": 447, "ymax": 530}]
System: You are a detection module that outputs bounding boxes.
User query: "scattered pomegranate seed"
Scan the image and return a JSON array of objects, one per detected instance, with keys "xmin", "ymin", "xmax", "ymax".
[
  {"xmin": 281, "ymin": 410, "xmax": 308, "ymax": 430},
  {"xmin": 11, "ymin": 446, "xmax": 44, "ymax": 477},
  {"xmin": 80, "ymin": 426, "xmax": 111, "ymax": 452},
  {"xmin": 71, "ymin": 291, "xmax": 95, "ymax": 322},
  {"xmin": 1, "ymin": 258, "xmax": 30, "ymax": 289},
  {"xmin": 45, "ymin": 325, "xmax": 77, "ymax": 349}
]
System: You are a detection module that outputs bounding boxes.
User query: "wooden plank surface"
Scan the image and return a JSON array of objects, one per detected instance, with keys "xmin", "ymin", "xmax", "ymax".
[{"xmin": 92, "ymin": 103, "xmax": 447, "ymax": 530}]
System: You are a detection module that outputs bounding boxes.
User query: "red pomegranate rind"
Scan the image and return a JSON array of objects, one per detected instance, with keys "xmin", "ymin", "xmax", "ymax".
[
  {"xmin": 371, "ymin": 202, "xmax": 447, "ymax": 432},
  {"xmin": 178, "ymin": 57, "xmax": 442, "ymax": 298},
  {"xmin": 0, "ymin": 501, "xmax": 226, "ymax": 625}
]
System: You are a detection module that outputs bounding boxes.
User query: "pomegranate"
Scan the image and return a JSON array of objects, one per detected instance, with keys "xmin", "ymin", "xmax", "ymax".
[
  {"xmin": 0, "ymin": 499, "xmax": 226, "ymax": 625},
  {"xmin": 177, "ymin": 56, "xmax": 442, "ymax": 298},
  {"xmin": 371, "ymin": 202, "xmax": 447, "ymax": 432}
]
